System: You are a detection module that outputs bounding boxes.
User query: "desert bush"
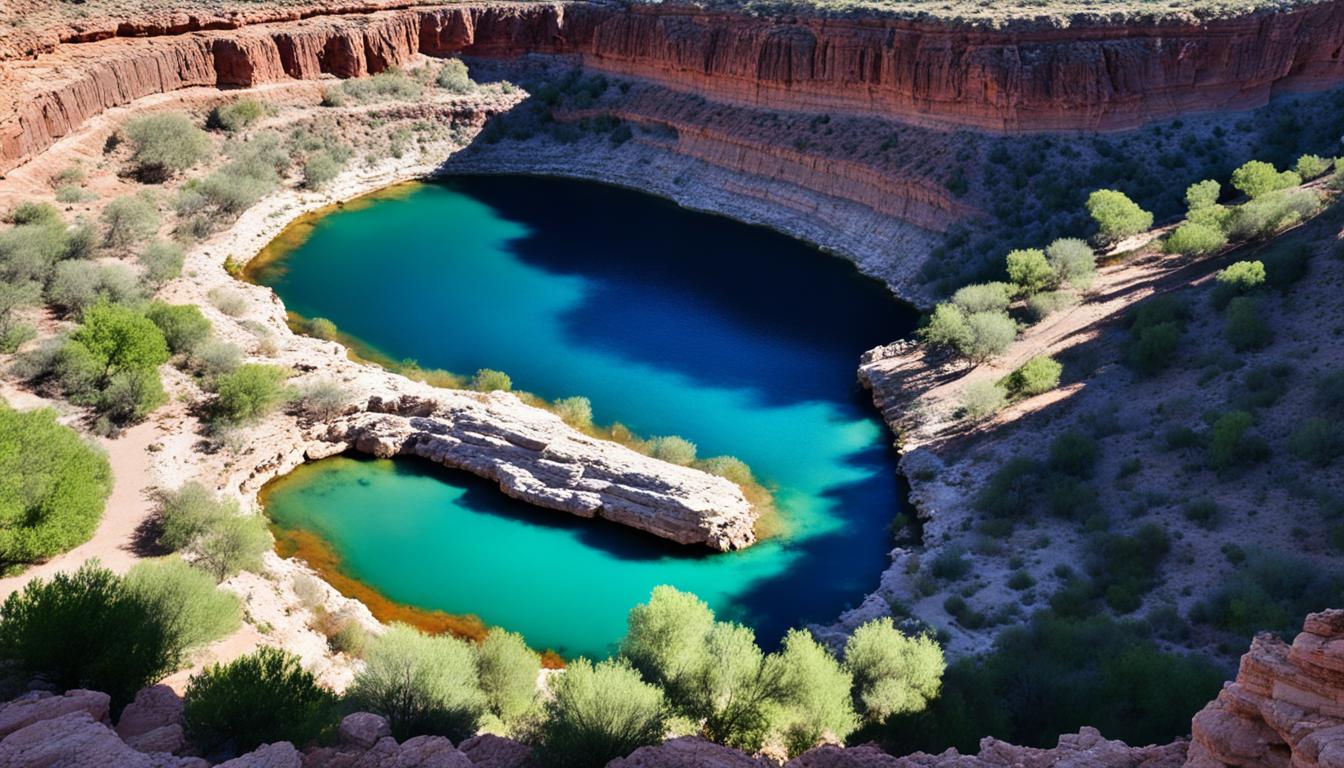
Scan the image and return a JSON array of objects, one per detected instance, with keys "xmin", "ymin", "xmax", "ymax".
[
  {"xmin": 1208, "ymin": 410, "xmax": 1269, "ymax": 471},
  {"xmin": 7, "ymin": 202, "xmax": 60, "ymax": 226},
  {"xmin": 1088, "ymin": 524, "xmax": 1170, "ymax": 613},
  {"xmin": 775, "ymin": 628, "xmax": 859, "ymax": 756},
  {"xmin": 959, "ymin": 379, "xmax": 1007, "ymax": 421},
  {"xmin": 56, "ymin": 185, "xmax": 97, "ymax": 204},
  {"xmin": 300, "ymin": 150, "xmax": 347, "ymax": 190},
  {"xmin": 138, "ymin": 240, "xmax": 185, "ymax": 286},
  {"xmin": 648, "ymin": 435, "xmax": 697, "ymax": 465},
  {"xmin": 183, "ymin": 647, "xmax": 337, "ymax": 755},
  {"xmin": 951, "ymin": 282, "xmax": 1013, "ymax": 314},
  {"xmin": 1005, "ymin": 248, "xmax": 1053, "ymax": 295},
  {"xmin": 71, "ymin": 302, "xmax": 169, "ymax": 378},
  {"xmin": 437, "ymin": 59, "xmax": 474, "ymax": 93},
  {"xmin": 193, "ymin": 338, "xmax": 243, "ymax": 381},
  {"xmin": 551, "ymin": 396, "xmax": 593, "ymax": 430},
  {"xmin": 155, "ymin": 482, "xmax": 237, "ymax": 553},
  {"xmin": 1185, "ymin": 179, "xmax": 1221, "ymax": 211},
  {"xmin": 209, "ymin": 99, "xmax": 269, "ymax": 133},
  {"xmin": 470, "ymin": 368, "xmax": 512, "ymax": 392},
  {"xmin": 698, "ymin": 455, "xmax": 754, "ymax": 486},
  {"xmin": 45, "ymin": 261, "xmax": 141, "ymax": 317},
  {"xmin": 101, "ymin": 194, "xmax": 160, "ymax": 249},
  {"xmin": 919, "ymin": 303, "xmax": 971, "ymax": 352},
  {"xmin": 1044, "ymin": 238, "xmax": 1096, "ymax": 290},
  {"xmin": 0, "ymin": 563, "xmax": 179, "ymax": 708},
  {"xmin": 1295, "ymin": 154, "xmax": 1331, "ymax": 180},
  {"xmin": 1212, "ymin": 261, "xmax": 1265, "ymax": 309},
  {"xmin": 123, "ymin": 113, "xmax": 211, "ymax": 181},
  {"xmin": 1231, "ymin": 160, "xmax": 1300, "ymax": 199},
  {"xmin": 959, "ymin": 311, "xmax": 1016, "ymax": 363},
  {"xmin": 844, "ymin": 618, "xmax": 944, "ymax": 722},
  {"xmin": 211, "ymin": 363, "xmax": 290, "ymax": 424},
  {"xmin": 536, "ymin": 658, "xmax": 666, "ymax": 768},
  {"xmin": 1191, "ymin": 550, "xmax": 1343, "ymax": 637},
  {"xmin": 1049, "ymin": 430, "xmax": 1099, "ymax": 478},
  {"xmin": 973, "ymin": 457, "xmax": 1043, "ymax": 519},
  {"xmin": 145, "ymin": 303, "xmax": 211, "ymax": 356},
  {"xmin": 347, "ymin": 624, "xmax": 486, "ymax": 741},
  {"xmin": 124, "ymin": 558, "xmax": 241, "ymax": 652},
  {"xmin": 1087, "ymin": 189, "xmax": 1153, "ymax": 243},
  {"xmin": 1261, "ymin": 243, "xmax": 1312, "ymax": 290},
  {"xmin": 930, "ymin": 547, "xmax": 971, "ymax": 581},
  {"xmin": 1164, "ymin": 222, "xmax": 1226, "ymax": 257},
  {"xmin": 207, "ymin": 286, "xmax": 248, "ymax": 317},
  {"xmin": 304, "ymin": 317, "xmax": 338, "ymax": 340},
  {"xmin": 0, "ymin": 407, "xmax": 112, "ymax": 571},
  {"xmin": 191, "ymin": 515, "xmax": 271, "ymax": 582},
  {"xmin": 1026, "ymin": 290, "xmax": 1076, "ymax": 321},
  {"xmin": 1287, "ymin": 418, "xmax": 1343, "ymax": 466},
  {"xmin": 295, "ymin": 378, "xmax": 350, "ymax": 420},
  {"xmin": 477, "ymin": 628, "xmax": 542, "ymax": 728},
  {"xmin": 1125, "ymin": 294, "xmax": 1187, "ymax": 376},
  {"xmin": 1003, "ymin": 356, "xmax": 1062, "ymax": 398},
  {"xmin": 1237, "ymin": 363, "xmax": 1292, "ymax": 410},
  {"xmin": 1183, "ymin": 499, "xmax": 1221, "ymax": 530},
  {"xmin": 1225, "ymin": 188, "xmax": 1322, "ymax": 241},
  {"xmin": 335, "ymin": 71, "xmax": 422, "ymax": 104},
  {"xmin": 1224, "ymin": 296, "xmax": 1273, "ymax": 352}
]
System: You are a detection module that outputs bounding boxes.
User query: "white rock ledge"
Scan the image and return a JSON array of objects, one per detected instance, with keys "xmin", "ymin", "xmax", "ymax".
[{"xmin": 326, "ymin": 392, "xmax": 758, "ymax": 552}]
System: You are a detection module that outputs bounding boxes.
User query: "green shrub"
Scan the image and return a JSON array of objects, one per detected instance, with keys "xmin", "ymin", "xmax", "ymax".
[
  {"xmin": 919, "ymin": 303, "xmax": 972, "ymax": 352},
  {"xmin": 470, "ymin": 368, "xmax": 512, "ymax": 392},
  {"xmin": 305, "ymin": 317, "xmax": 339, "ymax": 341},
  {"xmin": 192, "ymin": 515, "xmax": 271, "ymax": 581},
  {"xmin": 552, "ymin": 396, "xmax": 593, "ymax": 430},
  {"xmin": 1126, "ymin": 294, "xmax": 1186, "ymax": 376},
  {"xmin": 1261, "ymin": 243, "xmax": 1311, "ymax": 290},
  {"xmin": 950, "ymin": 282, "xmax": 1012, "ymax": 314},
  {"xmin": 138, "ymin": 240, "xmax": 185, "ymax": 286},
  {"xmin": 1049, "ymin": 430, "xmax": 1099, "ymax": 478},
  {"xmin": 1231, "ymin": 160, "xmax": 1300, "ymax": 199},
  {"xmin": 154, "ymin": 482, "xmax": 237, "ymax": 553},
  {"xmin": 56, "ymin": 186, "xmax": 96, "ymax": 204},
  {"xmin": 844, "ymin": 618, "xmax": 944, "ymax": 722},
  {"xmin": 7, "ymin": 202, "xmax": 60, "ymax": 226},
  {"xmin": 1208, "ymin": 410, "xmax": 1269, "ymax": 471},
  {"xmin": 0, "ymin": 563, "xmax": 179, "ymax": 708},
  {"xmin": 295, "ymin": 378, "xmax": 350, "ymax": 420},
  {"xmin": 0, "ymin": 407, "xmax": 112, "ymax": 570},
  {"xmin": 334, "ymin": 71, "xmax": 423, "ymax": 104},
  {"xmin": 1237, "ymin": 363, "xmax": 1292, "ymax": 410},
  {"xmin": 1183, "ymin": 499, "xmax": 1221, "ymax": 529},
  {"xmin": 1287, "ymin": 418, "xmax": 1343, "ymax": 466},
  {"xmin": 698, "ymin": 455, "xmax": 753, "ymax": 486},
  {"xmin": 930, "ymin": 547, "xmax": 971, "ymax": 580},
  {"xmin": 437, "ymin": 59, "xmax": 474, "ymax": 93},
  {"xmin": 0, "ymin": 281, "xmax": 39, "ymax": 353},
  {"xmin": 123, "ymin": 113, "xmax": 211, "ymax": 181},
  {"xmin": 183, "ymin": 647, "xmax": 337, "ymax": 755},
  {"xmin": 192, "ymin": 338, "xmax": 243, "ymax": 381},
  {"xmin": 974, "ymin": 457, "xmax": 1043, "ymax": 519},
  {"xmin": 1003, "ymin": 356, "xmax": 1061, "ymax": 398},
  {"xmin": 1212, "ymin": 260, "xmax": 1265, "ymax": 309},
  {"xmin": 348, "ymin": 624, "xmax": 487, "ymax": 740},
  {"xmin": 72, "ymin": 302, "xmax": 169, "ymax": 379},
  {"xmin": 1226, "ymin": 188, "xmax": 1322, "ymax": 240},
  {"xmin": 124, "ymin": 558, "xmax": 241, "ymax": 652},
  {"xmin": 536, "ymin": 658, "xmax": 666, "ymax": 768},
  {"xmin": 207, "ymin": 286, "xmax": 248, "ymax": 317},
  {"xmin": 100, "ymin": 194, "xmax": 160, "ymax": 249},
  {"xmin": 1185, "ymin": 179, "xmax": 1221, "ymax": 211},
  {"xmin": 1190, "ymin": 550, "xmax": 1344, "ymax": 637},
  {"xmin": 1087, "ymin": 189, "xmax": 1153, "ymax": 243},
  {"xmin": 212, "ymin": 364, "xmax": 290, "ymax": 423},
  {"xmin": 1005, "ymin": 248, "xmax": 1053, "ymax": 296},
  {"xmin": 45, "ymin": 261, "xmax": 140, "ymax": 318},
  {"xmin": 961, "ymin": 311, "xmax": 1016, "ymax": 363},
  {"xmin": 648, "ymin": 435, "xmax": 697, "ymax": 465},
  {"xmin": 776, "ymin": 629, "xmax": 859, "ymax": 755},
  {"xmin": 1224, "ymin": 296, "xmax": 1272, "ymax": 352},
  {"xmin": 1295, "ymin": 154, "xmax": 1331, "ymax": 180},
  {"xmin": 477, "ymin": 627, "xmax": 541, "ymax": 728},
  {"xmin": 1164, "ymin": 222, "xmax": 1226, "ymax": 257},
  {"xmin": 1088, "ymin": 523, "xmax": 1170, "ymax": 613},
  {"xmin": 1026, "ymin": 290, "xmax": 1076, "ymax": 321},
  {"xmin": 1044, "ymin": 238, "xmax": 1095, "ymax": 290},
  {"xmin": 209, "ymin": 99, "xmax": 269, "ymax": 133},
  {"xmin": 959, "ymin": 379, "xmax": 1006, "ymax": 421},
  {"xmin": 145, "ymin": 303, "xmax": 211, "ymax": 356}
]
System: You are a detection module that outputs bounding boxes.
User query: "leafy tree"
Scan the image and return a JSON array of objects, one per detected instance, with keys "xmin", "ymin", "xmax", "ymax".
[
  {"xmin": 951, "ymin": 282, "xmax": 1013, "ymax": 314},
  {"xmin": 183, "ymin": 647, "xmax": 336, "ymax": 755},
  {"xmin": 138, "ymin": 240, "xmax": 185, "ymax": 286},
  {"xmin": 146, "ymin": 302, "xmax": 211, "ymax": 355},
  {"xmin": 1226, "ymin": 188, "xmax": 1322, "ymax": 240},
  {"xmin": 1005, "ymin": 249, "xmax": 1053, "ymax": 295},
  {"xmin": 124, "ymin": 558, "xmax": 241, "ymax": 652},
  {"xmin": 621, "ymin": 585, "xmax": 715, "ymax": 699},
  {"xmin": 123, "ymin": 113, "xmax": 211, "ymax": 181},
  {"xmin": 347, "ymin": 624, "xmax": 486, "ymax": 741},
  {"xmin": 0, "ymin": 407, "xmax": 112, "ymax": 570},
  {"xmin": 1044, "ymin": 238, "xmax": 1095, "ymax": 290},
  {"xmin": 192, "ymin": 515, "xmax": 270, "ymax": 582},
  {"xmin": 844, "ymin": 618, "xmax": 945, "ymax": 723},
  {"xmin": 919, "ymin": 303, "xmax": 972, "ymax": 352},
  {"xmin": 648, "ymin": 435, "xmax": 697, "ymax": 465},
  {"xmin": 1087, "ymin": 190, "xmax": 1153, "ymax": 243},
  {"xmin": 776, "ymin": 628, "xmax": 858, "ymax": 756},
  {"xmin": 1164, "ymin": 222, "xmax": 1226, "ymax": 257},
  {"xmin": 477, "ymin": 627, "xmax": 541, "ymax": 728},
  {"xmin": 212, "ymin": 364, "xmax": 290, "ymax": 424},
  {"xmin": 1185, "ymin": 179, "xmax": 1221, "ymax": 211},
  {"xmin": 0, "ymin": 563, "xmax": 179, "ymax": 708},
  {"xmin": 100, "ymin": 194, "xmax": 161, "ymax": 248},
  {"xmin": 1224, "ymin": 296, "xmax": 1272, "ymax": 352},
  {"xmin": 71, "ymin": 302, "xmax": 169, "ymax": 384},
  {"xmin": 1003, "ymin": 356, "xmax": 1062, "ymax": 397},
  {"xmin": 470, "ymin": 368, "xmax": 512, "ymax": 392},
  {"xmin": 536, "ymin": 658, "xmax": 666, "ymax": 768},
  {"xmin": 1231, "ymin": 160, "xmax": 1300, "ymax": 199}
]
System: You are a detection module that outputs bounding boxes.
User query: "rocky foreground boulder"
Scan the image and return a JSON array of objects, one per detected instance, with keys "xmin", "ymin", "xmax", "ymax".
[{"xmin": 1, "ymin": 610, "xmax": 1343, "ymax": 767}]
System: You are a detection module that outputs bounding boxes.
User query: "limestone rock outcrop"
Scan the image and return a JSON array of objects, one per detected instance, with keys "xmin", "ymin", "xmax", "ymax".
[
  {"xmin": 330, "ymin": 392, "xmax": 757, "ymax": 551},
  {"xmin": 117, "ymin": 685, "xmax": 188, "ymax": 756},
  {"xmin": 0, "ymin": 710, "xmax": 206, "ymax": 768},
  {"xmin": 0, "ymin": 689, "xmax": 110, "ymax": 739},
  {"xmin": 1185, "ymin": 609, "xmax": 1344, "ymax": 768}
]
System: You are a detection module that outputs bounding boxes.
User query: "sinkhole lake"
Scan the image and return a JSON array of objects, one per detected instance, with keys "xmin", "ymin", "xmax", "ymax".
[{"xmin": 255, "ymin": 176, "xmax": 917, "ymax": 658}]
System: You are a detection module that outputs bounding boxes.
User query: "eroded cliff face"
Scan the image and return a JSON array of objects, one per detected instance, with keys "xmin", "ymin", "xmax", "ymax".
[{"xmin": 8, "ymin": 0, "xmax": 1344, "ymax": 177}]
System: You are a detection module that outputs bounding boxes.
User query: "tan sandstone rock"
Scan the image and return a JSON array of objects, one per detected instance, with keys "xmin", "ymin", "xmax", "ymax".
[
  {"xmin": 607, "ymin": 736, "xmax": 772, "ymax": 768},
  {"xmin": 0, "ymin": 710, "xmax": 205, "ymax": 768},
  {"xmin": 459, "ymin": 733, "xmax": 533, "ymax": 768},
  {"xmin": 218, "ymin": 741, "xmax": 303, "ymax": 768},
  {"xmin": 338, "ymin": 713, "xmax": 392, "ymax": 750},
  {"xmin": 0, "ymin": 689, "xmax": 109, "ymax": 739}
]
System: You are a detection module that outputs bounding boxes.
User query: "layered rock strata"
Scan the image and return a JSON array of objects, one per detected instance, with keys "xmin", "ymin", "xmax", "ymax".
[
  {"xmin": 10, "ymin": 0, "xmax": 1344, "ymax": 174},
  {"xmin": 324, "ymin": 393, "xmax": 757, "ymax": 552},
  {"xmin": 1185, "ymin": 608, "xmax": 1344, "ymax": 768}
]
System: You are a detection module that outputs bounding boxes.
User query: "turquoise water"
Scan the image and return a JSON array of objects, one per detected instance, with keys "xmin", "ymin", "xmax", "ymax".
[{"xmin": 256, "ymin": 176, "xmax": 916, "ymax": 658}]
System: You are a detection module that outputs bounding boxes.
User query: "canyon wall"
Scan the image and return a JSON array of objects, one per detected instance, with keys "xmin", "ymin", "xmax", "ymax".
[{"xmin": 9, "ymin": 0, "xmax": 1344, "ymax": 176}]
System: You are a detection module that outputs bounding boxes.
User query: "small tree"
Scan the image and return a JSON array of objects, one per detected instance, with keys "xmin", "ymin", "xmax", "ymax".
[
  {"xmin": 621, "ymin": 585, "xmax": 714, "ymax": 700},
  {"xmin": 843, "ymin": 618, "xmax": 945, "ymax": 723},
  {"xmin": 1087, "ymin": 189, "xmax": 1153, "ymax": 243},
  {"xmin": 145, "ymin": 302, "xmax": 211, "ymax": 355},
  {"xmin": 1208, "ymin": 410, "xmax": 1267, "ymax": 471},
  {"xmin": 776, "ymin": 628, "xmax": 858, "ymax": 756},
  {"xmin": 183, "ymin": 647, "xmax": 336, "ymax": 755},
  {"xmin": 123, "ymin": 113, "xmax": 211, "ymax": 181},
  {"xmin": 1005, "ymin": 248, "xmax": 1054, "ymax": 296},
  {"xmin": 100, "ymin": 195, "xmax": 161, "ymax": 249},
  {"xmin": 347, "ymin": 624, "xmax": 487, "ymax": 741},
  {"xmin": 1231, "ymin": 160, "xmax": 1300, "ymax": 199},
  {"xmin": 477, "ymin": 628, "xmax": 541, "ymax": 728},
  {"xmin": 1185, "ymin": 179, "xmax": 1221, "ymax": 211},
  {"xmin": 155, "ymin": 482, "xmax": 237, "ymax": 553},
  {"xmin": 212, "ymin": 364, "xmax": 290, "ymax": 423},
  {"xmin": 536, "ymin": 658, "xmax": 666, "ymax": 768},
  {"xmin": 1211, "ymin": 261, "xmax": 1265, "ymax": 309},
  {"xmin": 686, "ymin": 621, "xmax": 789, "ymax": 750},
  {"xmin": 1044, "ymin": 238, "xmax": 1096, "ymax": 290},
  {"xmin": 1003, "ymin": 355, "xmax": 1062, "ymax": 397},
  {"xmin": 71, "ymin": 303, "xmax": 170, "ymax": 385},
  {"xmin": 919, "ymin": 303, "xmax": 972, "ymax": 353}
]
